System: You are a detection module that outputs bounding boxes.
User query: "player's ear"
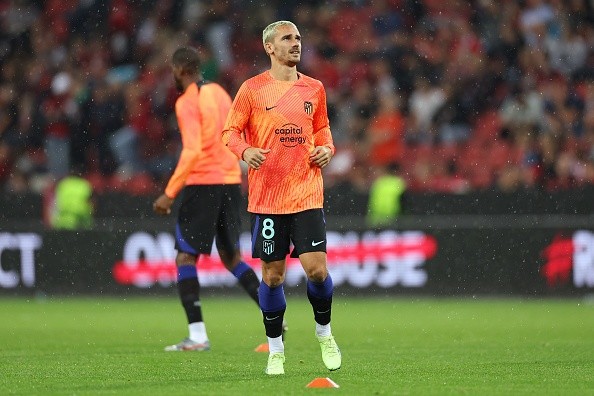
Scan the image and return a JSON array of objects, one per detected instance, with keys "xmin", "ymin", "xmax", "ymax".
[
  {"xmin": 180, "ymin": 65, "xmax": 191, "ymax": 76},
  {"xmin": 264, "ymin": 42, "xmax": 274, "ymax": 56}
]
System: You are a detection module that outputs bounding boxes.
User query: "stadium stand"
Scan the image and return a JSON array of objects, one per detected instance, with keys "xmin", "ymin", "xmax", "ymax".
[{"xmin": 0, "ymin": 0, "xmax": 593, "ymax": 196}]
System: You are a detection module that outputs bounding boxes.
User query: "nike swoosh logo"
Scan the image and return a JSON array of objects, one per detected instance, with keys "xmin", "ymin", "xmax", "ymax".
[
  {"xmin": 265, "ymin": 105, "xmax": 277, "ymax": 111},
  {"xmin": 311, "ymin": 240, "xmax": 325, "ymax": 246},
  {"xmin": 265, "ymin": 315, "xmax": 279, "ymax": 321},
  {"xmin": 316, "ymin": 309, "xmax": 330, "ymax": 314}
]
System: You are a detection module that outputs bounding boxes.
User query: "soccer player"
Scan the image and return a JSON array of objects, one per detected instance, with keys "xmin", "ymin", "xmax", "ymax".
[
  {"xmin": 153, "ymin": 46, "xmax": 261, "ymax": 352},
  {"xmin": 222, "ymin": 21, "xmax": 341, "ymax": 375}
]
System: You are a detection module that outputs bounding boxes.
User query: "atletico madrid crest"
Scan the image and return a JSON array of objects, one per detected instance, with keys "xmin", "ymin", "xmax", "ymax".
[
  {"xmin": 304, "ymin": 101, "xmax": 312, "ymax": 115},
  {"xmin": 263, "ymin": 240, "xmax": 275, "ymax": 255}
]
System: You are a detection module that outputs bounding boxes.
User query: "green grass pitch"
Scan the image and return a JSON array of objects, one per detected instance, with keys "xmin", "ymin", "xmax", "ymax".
[{"xmin": 1, "ymin": 296, "xmax": 593, "ymax": 395}]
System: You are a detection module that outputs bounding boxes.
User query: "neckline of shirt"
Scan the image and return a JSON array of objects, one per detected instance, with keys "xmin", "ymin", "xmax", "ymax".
[{"xmin": 266, "ymin": 70, "xmax": 302, "ymax": 84}]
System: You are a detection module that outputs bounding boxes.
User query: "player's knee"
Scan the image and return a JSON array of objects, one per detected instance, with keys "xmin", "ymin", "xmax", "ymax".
[
  {"xmin": 176, "ymin": 252, "xmax": 196, "ymax": 266},
  {"xmin": 305, "ymin": 266, "xmax": 328, "ymax": 283},
  {"xmin": 219, "ymin": 250, "xmax": 240, "ymax": 269},
  {"xmin": 263, "ymin": 272, "xmax": 285, "ymax": 287}
]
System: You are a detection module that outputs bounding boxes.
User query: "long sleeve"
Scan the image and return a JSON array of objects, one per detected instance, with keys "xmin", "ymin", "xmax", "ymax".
[
  {"xmin": 164, "ymin": 99, "xmax": 202, "ymax": 198},
  {"xmin": 222, "ymin": 82, "xmax": 252, "ymax": 160},
  {"xmin": 312, "ymin": 85, "xmax": 335, "ymax": 155}
]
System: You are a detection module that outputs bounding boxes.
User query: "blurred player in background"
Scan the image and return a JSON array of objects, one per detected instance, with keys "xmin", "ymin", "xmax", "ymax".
[
  {"xmin": 153, "ymin": 46, "xmax": 261, "ymax": 351},
  {"xmin": 223, "ymin": 21, "xmax": 341, "ymax": 374},
  {"xmin": 50, "ymin": 164, "xmax": 94, "ymax": 230}
]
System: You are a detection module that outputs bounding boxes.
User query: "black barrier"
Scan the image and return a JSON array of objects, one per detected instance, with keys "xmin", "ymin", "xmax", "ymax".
[
  {"xmin": 3, "ymin": 187, "xmax": 594, "ymax": 223},
  {"xmin": 1, "ymin": 224, "xmax": 593, "ymax": 296}
]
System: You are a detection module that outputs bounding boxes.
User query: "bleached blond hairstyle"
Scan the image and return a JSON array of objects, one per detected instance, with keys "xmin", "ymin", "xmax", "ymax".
[{"xmin": 262, "ymin": 20, "xmax": 298, "ymax": 46}]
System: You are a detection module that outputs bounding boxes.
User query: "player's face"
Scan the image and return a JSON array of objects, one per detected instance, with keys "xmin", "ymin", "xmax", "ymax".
[{"xmin": 270, "ymin": 25, "xmax": 301, "ymax": 66}]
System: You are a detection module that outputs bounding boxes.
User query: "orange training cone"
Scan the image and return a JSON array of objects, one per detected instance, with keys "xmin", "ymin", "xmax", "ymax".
[
  {"xmin": 306, "ymin": 377, "xmax": 340, "ymax": 388},
  {"xmin": 254, "ymin": 343, "xmax": 269, "ymax": 352}
]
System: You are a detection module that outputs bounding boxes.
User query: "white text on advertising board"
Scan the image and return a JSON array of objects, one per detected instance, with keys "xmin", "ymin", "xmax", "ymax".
[
  {"xmin": 112, "ymin": 231, "xmax": 438, "ymax": 288},
  {"xmin": 541, "ymin": 230, "xmax": 594, "ymax": 288},
  {"xmin": 574, "ymin": 231, "xmax": 594, "ymax": 287},
  {"xmin": 0, "ymin": 233, "xmax": 42, "ymax": 288}
]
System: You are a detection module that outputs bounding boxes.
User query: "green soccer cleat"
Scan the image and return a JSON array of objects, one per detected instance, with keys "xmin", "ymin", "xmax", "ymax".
[
  {"xmin": 164, "ymin": 338, "xmax": 210, "ymax": 352},
  {"xmin": 265, "ymin": 352, "xmax": 285, "ymax": 375},
  {"xmin": 317, "ymin": 335, "xmax": 341, "ymax": 371}
]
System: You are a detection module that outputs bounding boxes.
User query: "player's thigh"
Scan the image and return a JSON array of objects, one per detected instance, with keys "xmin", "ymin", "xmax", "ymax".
[
  {"xmin": 290, "ymin": 209, "xmax": 327, "ymax": 257},
  {"xmin": 250, "ymin": 213, "xmax": 291, "ymax": 262},
  {"xmin": 176, "ymin": 185, "xmax": 221, "ymax": 254}
]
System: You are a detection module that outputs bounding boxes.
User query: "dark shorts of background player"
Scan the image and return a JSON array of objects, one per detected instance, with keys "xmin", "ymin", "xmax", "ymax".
[
  {"xmin": 175, "ymin": 184, "xmax": 242, "ymax": 256},
  {"xmin": 250, "ymin": 208, "xmax": 327, "ymax": 262}
]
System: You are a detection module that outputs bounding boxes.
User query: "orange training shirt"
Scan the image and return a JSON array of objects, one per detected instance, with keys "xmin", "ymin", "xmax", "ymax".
[
  {"xmin": 165, "ymin": 82, "xmax": 241, "ymax": 198},
  {"xmin": 222, "ymin": 71, "xmax": 335, "ymax": 214}
]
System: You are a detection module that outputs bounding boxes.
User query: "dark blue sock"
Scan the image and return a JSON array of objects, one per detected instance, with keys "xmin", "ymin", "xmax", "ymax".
[
  {"xmin": 232, "ymin": 261, "xmax": 259, "ymax": 305},
  {"xmin": 231, "ymin": 261, "xmax": 251, "ymax": 278},
  {"xmin": 176, "ymin": 265, "xmax": 202, "ymax": 323},
  {"xmin": 259, "ymin": 282, "xmax": 286, "ymax": 311},
  {"xmin": 307, "ymin": 274, "xmax": 333, "ymax": 325},
  {"xmin": 307, "ymin": 274, "xmax": 333, "ymax": 299},
  {"xmin": 259, "ymin": 282, "xmax": 286, "ymax": 338},
  {"xmin": 177, "ymin": 264, "xmax": 197, "ymax": 281}
]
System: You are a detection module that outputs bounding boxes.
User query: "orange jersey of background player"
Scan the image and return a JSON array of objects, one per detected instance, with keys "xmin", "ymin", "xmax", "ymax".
[
  {"xmin": 165, "ymin": 82, "xmax": 241, "ymax": 198},
  {"xmin": 223, "ymin": 71, "xmax": 335, "ymax": 214}
]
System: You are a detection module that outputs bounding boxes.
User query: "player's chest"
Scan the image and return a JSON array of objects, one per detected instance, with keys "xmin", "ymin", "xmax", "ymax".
[{"xmin": 252, "ymin": 85, "xmax": 317, "ymax": 123}]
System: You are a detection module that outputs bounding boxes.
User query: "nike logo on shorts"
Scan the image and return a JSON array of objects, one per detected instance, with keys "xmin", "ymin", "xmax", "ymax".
[
  {"xmin": 311, "ymin": 240, "xmax": 325, "ymax": 246},
  {"xmin": 266, "ymin": 105, "xmax": 277, "ymax": 111}
]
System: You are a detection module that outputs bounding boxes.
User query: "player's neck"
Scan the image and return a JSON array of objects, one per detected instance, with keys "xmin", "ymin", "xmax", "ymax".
[
  {"xmin": 269, "ymin": 64, "xmax": 298, "ymax": 82},
  {"xmin": 181, "ymin": 74, "xmax": 201, "ymax": 92}
]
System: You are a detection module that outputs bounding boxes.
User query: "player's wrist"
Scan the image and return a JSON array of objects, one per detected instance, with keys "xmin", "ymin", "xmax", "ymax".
[
  {"xmin": 238, "ymin": 143, "xmax": 252, "ymax": 161},
  {"xmin": 164, "ymin": 191, "xmax": 176, "ymax": 200},
  {"xmin": 241, "ymin": 147, "xmax": 250, "ymax": 161}
]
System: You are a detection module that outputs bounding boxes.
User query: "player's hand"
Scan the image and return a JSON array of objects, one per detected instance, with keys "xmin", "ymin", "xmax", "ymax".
[
  {"xmin": 310, "ymin": 146, "xmax": 332, "ymax": 168},
  {"xmin": 243, "ymin": 147, "xmax": 271, "ymax": 169},
  {"xmin": 153, "ymin": 194, "xmax": 174, "ymax": 215}
]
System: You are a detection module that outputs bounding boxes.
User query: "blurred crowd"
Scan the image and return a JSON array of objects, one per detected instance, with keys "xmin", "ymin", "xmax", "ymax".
[{"xmin": 1, "ymin": 0, "xmax": 594, "ymax": 196}]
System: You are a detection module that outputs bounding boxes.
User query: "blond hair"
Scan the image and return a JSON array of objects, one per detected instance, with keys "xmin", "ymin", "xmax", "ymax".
[{"xmin": 262, "ymin": 20, "xmax": 298, "ymax": 46}]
